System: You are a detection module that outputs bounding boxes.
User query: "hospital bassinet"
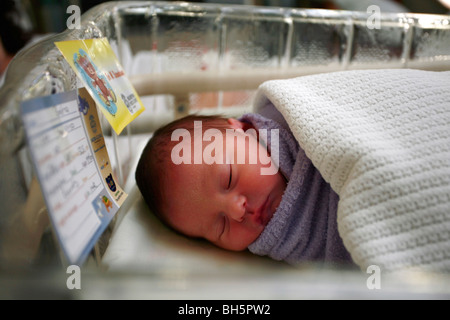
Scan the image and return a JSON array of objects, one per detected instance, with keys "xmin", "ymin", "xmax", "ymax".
[{"xmin": 1, "ymin": 1, "xmax": 450, "ymax": 299}]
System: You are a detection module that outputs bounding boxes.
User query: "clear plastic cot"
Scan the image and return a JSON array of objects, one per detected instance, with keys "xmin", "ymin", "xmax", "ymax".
[{"xmin": 1, "ymin": 1, "xmax": 450, "ymax": 299}]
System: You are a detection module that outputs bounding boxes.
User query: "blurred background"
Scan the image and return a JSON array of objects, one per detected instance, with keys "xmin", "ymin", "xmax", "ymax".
[
  {"xmin": 2, "ymin": 0, "xmax": 448, "ymax": 80},
  {"xmin": 5, "ymin": 0, "xmax": 450, "ymax": 35},
  {"xmin": 1, "ymin": 0, "xmax": 449, "ymax": 78}
]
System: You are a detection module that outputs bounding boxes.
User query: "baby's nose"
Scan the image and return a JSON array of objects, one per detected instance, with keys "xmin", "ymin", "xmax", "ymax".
[{"xmin": 229, "ymin": 195, "xmax": 246, "ymax": 222}]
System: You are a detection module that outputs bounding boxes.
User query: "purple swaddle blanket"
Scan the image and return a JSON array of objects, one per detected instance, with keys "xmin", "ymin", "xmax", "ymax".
[{"xmin": 241, "ymin": 105, "xmax": 353, "ymax": 266}]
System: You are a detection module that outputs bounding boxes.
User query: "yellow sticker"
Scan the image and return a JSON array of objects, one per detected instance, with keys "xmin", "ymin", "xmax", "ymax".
[{"xmin": 55, "ymin": 38, "xmax": 145, "ymax": 135}]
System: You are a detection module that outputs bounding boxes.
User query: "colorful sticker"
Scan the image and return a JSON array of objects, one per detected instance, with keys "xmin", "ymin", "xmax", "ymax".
[{"xmin": 55, "ymin": 38, "xmax": 145, "ymax": 135}]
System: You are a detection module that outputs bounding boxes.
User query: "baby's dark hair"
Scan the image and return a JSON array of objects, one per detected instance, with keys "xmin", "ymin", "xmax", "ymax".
[{"xmin": 135, "ymin": 114, "xmax": 233, "ymax": 224}]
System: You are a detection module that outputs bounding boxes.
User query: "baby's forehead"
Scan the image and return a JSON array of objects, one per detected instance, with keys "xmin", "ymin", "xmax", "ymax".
[
  {"xmin": 169, "ymin": 128, "xmax": 262, "ymax": 163},
  {"xmin": 167, "ymin": 157, "xmax": 224, "ymax": 177}
]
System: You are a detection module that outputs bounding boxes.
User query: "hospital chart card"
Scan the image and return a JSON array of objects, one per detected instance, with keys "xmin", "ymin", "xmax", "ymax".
[
  {"xmin": 20, "ymin": 88, "xmax": 127, "ymax": 265},
  {"xmin": 55, "ymin": 38, "xmax": 145, "ymax": 135}
]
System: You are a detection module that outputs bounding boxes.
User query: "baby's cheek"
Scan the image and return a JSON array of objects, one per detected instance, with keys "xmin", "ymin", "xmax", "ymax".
[{"xmin": 228, "ymin": 222, "xmax": 263, "ymax": 250}]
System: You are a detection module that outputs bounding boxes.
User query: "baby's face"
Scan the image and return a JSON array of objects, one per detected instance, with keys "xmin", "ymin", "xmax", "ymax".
[{"xmin": 162, "ymin": 119, "xmax": 286, "ymax": 251}]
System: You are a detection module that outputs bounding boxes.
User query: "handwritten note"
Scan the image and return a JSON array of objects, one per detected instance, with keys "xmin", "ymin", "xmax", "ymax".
[{"xmin": 21, "ymin": 89, "xmax": 126, "ymax": 265}]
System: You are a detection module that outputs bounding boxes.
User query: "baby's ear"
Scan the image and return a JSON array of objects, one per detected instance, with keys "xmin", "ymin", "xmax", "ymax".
[
  {"xmin": 227, "ymin": 118, "xmax": 252, "ymax": 131},
  {"xmin": 227, "ymin": 118, "xmax": 244, "ymax": 129}
]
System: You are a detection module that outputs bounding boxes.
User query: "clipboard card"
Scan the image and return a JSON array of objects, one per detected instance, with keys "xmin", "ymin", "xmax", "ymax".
[{"xmin": 21, "ymin": 88, "xmax": 127, "ymax": 265}]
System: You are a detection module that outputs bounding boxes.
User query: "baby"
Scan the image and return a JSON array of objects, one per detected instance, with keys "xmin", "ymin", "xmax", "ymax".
[
  {"xmin": 136, "ymin": 111, "xmax": 353, "ymax": 266},
  {"xmin": 135, "ymin": 114, "xmax": 286, "ymax": 251}
]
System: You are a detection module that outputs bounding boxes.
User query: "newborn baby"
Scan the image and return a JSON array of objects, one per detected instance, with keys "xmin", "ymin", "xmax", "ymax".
[{"xmin": 135, "ymin": 111, "xmax": 353, "ymax": 266}]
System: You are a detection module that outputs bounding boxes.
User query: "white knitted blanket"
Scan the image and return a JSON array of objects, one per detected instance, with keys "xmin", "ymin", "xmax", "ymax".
[{"xmin": 253, "ymin": 69, "xmax": 450, "ymax": 273}]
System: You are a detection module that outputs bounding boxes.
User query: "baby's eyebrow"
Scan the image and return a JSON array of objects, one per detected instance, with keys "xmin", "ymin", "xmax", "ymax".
[{"xmin": 225, "ymin": 152, "xmax": 231, "ymax": 164}]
